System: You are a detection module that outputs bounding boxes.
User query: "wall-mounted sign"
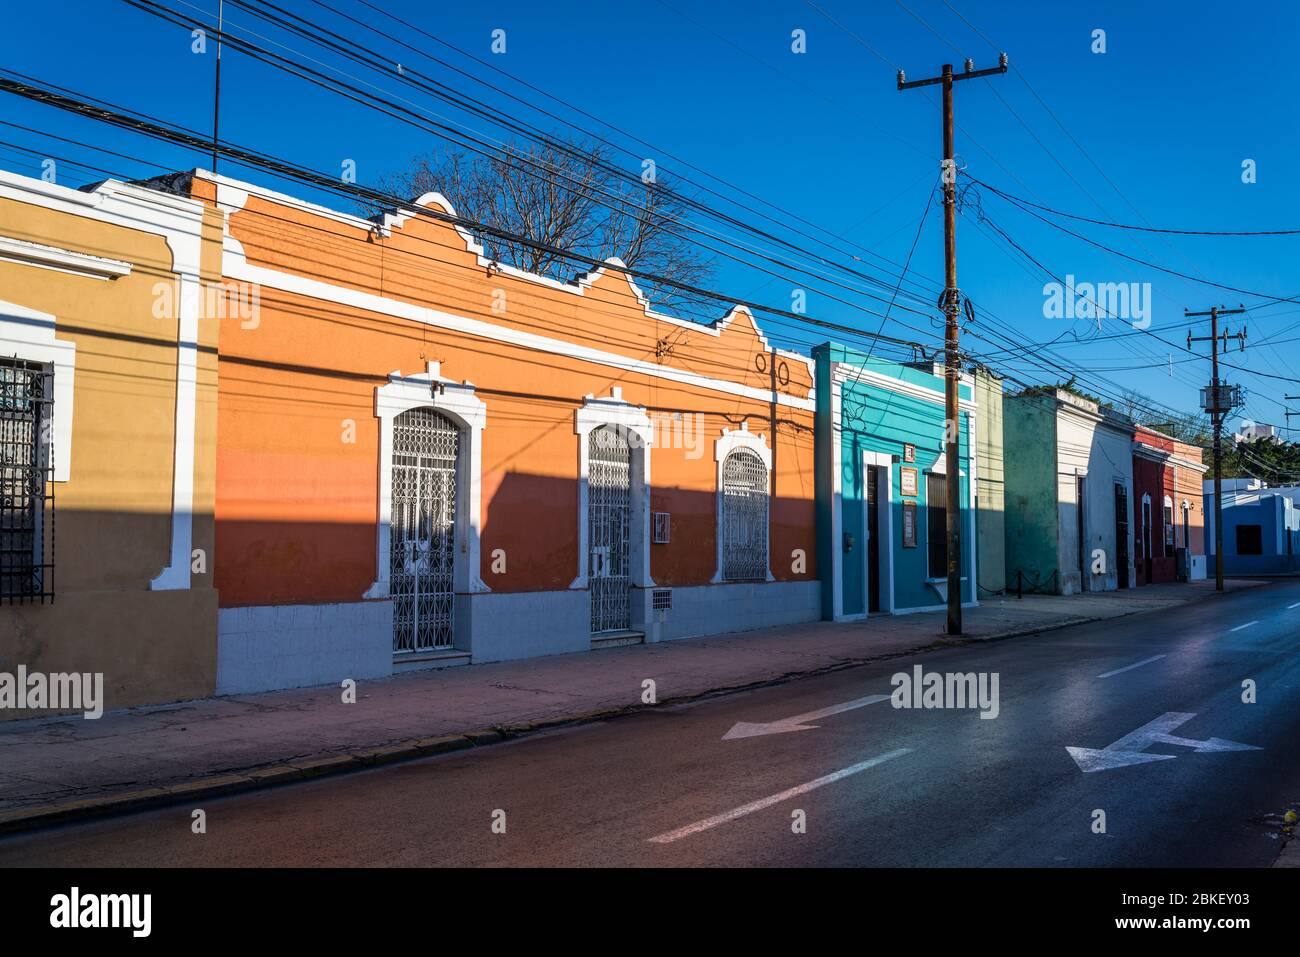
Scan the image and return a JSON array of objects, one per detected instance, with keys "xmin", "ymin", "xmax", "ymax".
[
  {"xmin": 903, "ymin": 443, "xmax": 916, "ymax": 463},
  {"xmin": 900, "ymin": 466, "xmax": 918, "ymax": 498},
  {"xmin": 902, "ymin": 501, "xmax": 917, "ymax": 548}
]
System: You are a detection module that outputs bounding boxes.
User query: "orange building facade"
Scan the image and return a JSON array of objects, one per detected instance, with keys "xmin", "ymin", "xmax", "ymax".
[{"xmin": 175, "ymin": 171, "xmax": 819, "ymax": 693}]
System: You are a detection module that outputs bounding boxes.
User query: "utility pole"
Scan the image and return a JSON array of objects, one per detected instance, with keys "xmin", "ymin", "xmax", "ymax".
[
  {"xmin": 1186, "ymin": 305, "xmax": 1246, "ymax": 591},
  {"xmin": 897, "ymin": 54, "xmax": 1007, "ymax": 636},
  {"xmin": 1285, "ymin": 397, "xmax": 1300, "ymax": 438},
  {"xmin": 211, "ymin": 0, "xmax": 224, "ymax": 174}
]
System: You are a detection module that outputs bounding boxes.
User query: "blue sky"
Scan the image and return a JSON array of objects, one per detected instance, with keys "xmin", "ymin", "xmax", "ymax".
[{"xmin": 3, "ymin": 0, "xmax": 1298, "ymax": 430}]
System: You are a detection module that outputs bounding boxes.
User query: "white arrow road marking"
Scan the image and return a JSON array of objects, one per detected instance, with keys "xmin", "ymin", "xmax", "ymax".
[
  {"xmin": 1230, "ymin": 621, "xmax": 1259, "ymax": 632},
  {"xmin": 722, "ymin": 693, "xmax": 892, "ymax": 740},
  {"xmin": 647, "ymin": 748, "xmax": 912, "ymax": 844},
  {"xmin": 1066, "ymin": 711, "xmax": 1261, "ymax": 773},
  {"xmin": 1097, "ymin": 654, "xmax": 1166, "ymax": 679}
]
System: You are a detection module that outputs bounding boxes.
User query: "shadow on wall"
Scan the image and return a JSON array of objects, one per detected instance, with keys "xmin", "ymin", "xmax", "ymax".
[
  {"xmin": 215, "ymin": 475, "xmax": 818, "ymax": 607},
  {"xmin": 0, "ymin": 507, "xmax": 219, "ymax": 718}
]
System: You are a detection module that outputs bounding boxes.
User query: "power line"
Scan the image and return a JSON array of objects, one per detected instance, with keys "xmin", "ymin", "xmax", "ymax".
[
  {"xmin": 123, "ymin": 0, "xmax": 953, "ymax": 328},
  {"xmin": 0, "ymin": 72, "xmax": 943, "ymax": 358},
  {"xmin": 971, "ymin": 178, "xmax": 1300, "ymax": 237}
]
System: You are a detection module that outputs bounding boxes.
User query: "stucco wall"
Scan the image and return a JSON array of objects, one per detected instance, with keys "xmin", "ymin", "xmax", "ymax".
[
  {"xmin": 975, "ymin": 369, "xmax": 1005, "ymax": 594},
  {"xmin": 815, "ymin": 345, "xmax": 975, "ymax": 617},
  {"xmin": 0, "ymin": 175, "xmax": 219, "ymax": 716},
  {"xmin": 1055, "ymin": 405, "xmax": 1134, "ymax": 595},
  {"xmin": 1003, "ymin": 394, "xmax": 1059, "ymax": 593}
]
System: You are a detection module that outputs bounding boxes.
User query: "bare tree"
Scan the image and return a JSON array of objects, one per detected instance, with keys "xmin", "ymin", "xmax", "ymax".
[
  {"xmin": 373, "ymin": 140, "xmax": 716, "ymax": 320},
  {"xmin": 1118, "ymin": 388, "xmax": 1210, "ymax": 443}
]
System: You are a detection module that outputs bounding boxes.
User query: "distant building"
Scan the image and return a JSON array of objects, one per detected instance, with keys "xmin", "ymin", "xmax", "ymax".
[
  {"xmin": 1205, "ymin": 480, "xmax": 1300, "ymax": 576},
  {"xmin": 1003, "ymin": 389, "xmax": 1136, "ymax": 595},
  {"xmin": 1233, "ymin": 422, "xmax": 1279, "ymax": 444},
  {"xmin": 1131, "ymin": 426, "xmax": 1207, "ymax": 583}
]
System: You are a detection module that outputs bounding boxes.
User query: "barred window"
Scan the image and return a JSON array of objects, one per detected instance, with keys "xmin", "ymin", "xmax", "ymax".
[
  {"xmin": 721, "ymin": 449, "xmax": 768, "ymax": 581},
  {"xmin": 0, "ymin": 357, "xmax": 54, "ymax": 603}
]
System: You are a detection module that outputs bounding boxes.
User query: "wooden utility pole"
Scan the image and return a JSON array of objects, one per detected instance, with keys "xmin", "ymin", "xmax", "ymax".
[
  {"xmin": 1186, "ymin": 305, "xmax": 1246, "ymax": 591},
  {"xmin": 211, "ymin": 0, "xmax": 224, "ymax": 173},
  {"xmin": 897, "ymin": 55, "xmax": 1007, "ymax": 636}
]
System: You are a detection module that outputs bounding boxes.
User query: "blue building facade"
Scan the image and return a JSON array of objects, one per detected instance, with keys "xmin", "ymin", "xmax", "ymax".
[
  {"xmin": 1206, "ymin": 484, "xmax": 1300, "ymax": 576},
  {"xmin": 814, "ymin": 343, "xmax": 977, "ymax": 619}
]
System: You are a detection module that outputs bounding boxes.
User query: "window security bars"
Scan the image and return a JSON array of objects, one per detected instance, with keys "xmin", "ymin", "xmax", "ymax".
[
  {"xmin": 721, "ymin": 449, "xmax": 769, "ymax": 581},
  {"xmin": 588, "ymin": 426, "xmax": 631, "ymax": 634},
  {"xmin": 0, "ymin": 358, "xmax": 54, "ymax": 604},
  {"xmin": 391, "ymin": 408, "xmax": 459, "ymax": 652}
]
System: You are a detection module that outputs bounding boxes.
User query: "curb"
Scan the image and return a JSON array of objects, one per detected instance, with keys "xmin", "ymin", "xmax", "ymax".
[{"xmin": 0, "ymin": 585, "xmax": 1259, "ymax": 836}]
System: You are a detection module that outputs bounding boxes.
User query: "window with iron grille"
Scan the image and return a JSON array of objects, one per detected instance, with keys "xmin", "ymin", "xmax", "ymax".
[
  {"xmin": 0, "ymin": 357, "xmax": 54, "ymax": 603},
  {"xmin": 721, "ymin": 449, "xmax": 768, "ymax": 581}
]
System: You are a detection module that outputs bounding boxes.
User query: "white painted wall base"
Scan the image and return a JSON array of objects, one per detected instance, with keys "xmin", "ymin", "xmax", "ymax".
[
  {"xmin": 217, "ymin": 602, "xmax": 392, "ymax": 694},
  {"xmin": 463, "ymin": 590, "xmax": 591, "ymax": 662},
  {"xmin": 216, "ymin": 582, "xmax": 821, "ymax": 695},
  {"xmin": 649, "ymin": 581, "xmax": 821, "ymax": 641}
]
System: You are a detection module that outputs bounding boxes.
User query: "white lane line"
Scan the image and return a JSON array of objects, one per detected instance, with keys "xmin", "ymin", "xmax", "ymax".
[
  {"xmin": 1288, "ymin": 602, "xmax": 1300, "ymax": 610},
  {"xmin": 1230, "ymin": 621, "xmax": 1260, "ymax": 632},
  {"xmin": 646, "ymin": 748, "xmax": 912, "ymax": 844},
  {"xmin": 1096, "ymin": 654, "xmax": 1166, "ymax": 679}
]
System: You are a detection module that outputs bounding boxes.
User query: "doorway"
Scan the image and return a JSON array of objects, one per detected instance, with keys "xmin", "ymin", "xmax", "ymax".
[
  {"xmin": 588, "ymin": 425, "xmax": 632, "ymax": 634},
  {"xmin": 1114, "ymin": 483, "xmax": 1129, "ymax": 589},
  {"xmin": 866, "ymin": 464, "xmax": 882, "ymax": 612},
  {"xmin": 390, "ymin": 407, "xmax": 459, "ymax": 653}
]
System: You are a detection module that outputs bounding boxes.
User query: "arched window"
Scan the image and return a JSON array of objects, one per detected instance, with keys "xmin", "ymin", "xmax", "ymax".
[{"xmin": 721, "ymin": 449, "xmax": 769, "ymax": 581}]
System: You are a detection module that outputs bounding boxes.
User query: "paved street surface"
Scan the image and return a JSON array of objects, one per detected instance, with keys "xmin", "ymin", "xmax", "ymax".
[
  {"xmin": 2, "ymin": 580, "xmax": 1298, "ymax": 867},
  {"xmin": 0, "ymin": 579, "xmax": 1251, "ymax": 822}
]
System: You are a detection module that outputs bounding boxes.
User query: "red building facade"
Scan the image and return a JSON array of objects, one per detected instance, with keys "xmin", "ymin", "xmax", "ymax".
[{"xmin": 1132, "ymin": 426, "xmax": 1208, "ymax": 584}]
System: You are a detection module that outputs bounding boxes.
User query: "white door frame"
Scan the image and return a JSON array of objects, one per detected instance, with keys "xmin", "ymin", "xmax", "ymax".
[
  {"xmin": 570, "ymin": 388, "xmax": 653, "ymax": 591},
  {"xmin": 860, "ymin": 450, "xmax": 894, "ymax": 614},
  {"xmin": 366, "ymin": 362, "xmax": 488, "ymax": 602}
]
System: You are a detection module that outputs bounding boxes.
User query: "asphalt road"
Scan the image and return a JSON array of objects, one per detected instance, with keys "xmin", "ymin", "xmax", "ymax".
[{"xmin": 3, "ymin": 581, "xmax": 1299, "ymax": 867}]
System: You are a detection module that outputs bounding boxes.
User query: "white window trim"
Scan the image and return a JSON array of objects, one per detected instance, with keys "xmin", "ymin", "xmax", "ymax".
[
  {"xmin": 365, "ymin": 362, "xmax": 488, "ymax": 600},
  {"xmin": 0, "ymin": 300, "xmax": 76, "ymax": 482},
  {"xmin": 712, "ymin": 423, "xmax": 774, "ymax": 583},
  {"xmin": 570, "ymin": 388, "xmax": 653, "ymax": 590}
]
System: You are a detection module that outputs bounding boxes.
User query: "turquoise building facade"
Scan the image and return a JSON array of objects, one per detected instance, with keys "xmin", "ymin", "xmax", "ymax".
[{"xmin": 814, "ymin": 343, "xmax": 977, "ymax": 619}]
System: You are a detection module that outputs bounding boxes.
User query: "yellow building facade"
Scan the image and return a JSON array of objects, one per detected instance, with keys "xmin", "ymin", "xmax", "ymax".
[{"xmin": 0, "ymin": 170, "xmax": 221, "ymax": 716}]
